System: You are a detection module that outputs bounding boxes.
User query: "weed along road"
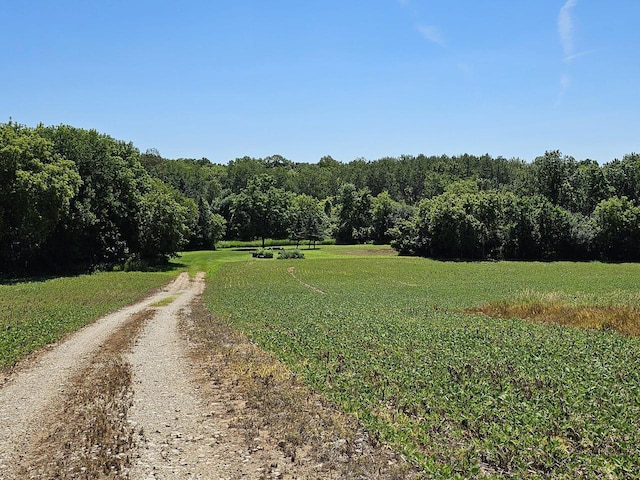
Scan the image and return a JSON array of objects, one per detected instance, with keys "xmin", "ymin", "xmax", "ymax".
[{"xmin": 0, "ymin": 271, "xmax": 416, "ymax": 479}]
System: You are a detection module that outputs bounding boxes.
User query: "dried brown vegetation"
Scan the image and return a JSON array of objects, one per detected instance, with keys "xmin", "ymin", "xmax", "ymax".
[
  {"xmin": 468, "ymin": 301, "xmax": 640, "ymax": 337},
  {"xmin": 183, "ymin": 298, "xmax": 421, "ymax": 479},
  {"xmin": 16, "ymin": 309, "xmax": 155, "ymax": 479}
]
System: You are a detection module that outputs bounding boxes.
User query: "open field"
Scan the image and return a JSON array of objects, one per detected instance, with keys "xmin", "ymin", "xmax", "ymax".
[
  {"xmin": 199, "ymin": 248, "xmax": 640, "ymax": 478},
  {"xmin": 3, "ymin": 246, "xmax": 640, "ymax": 478},
  {"xmin": 0, "ymin": 270, "xmax": 179, "ymax": 369}
]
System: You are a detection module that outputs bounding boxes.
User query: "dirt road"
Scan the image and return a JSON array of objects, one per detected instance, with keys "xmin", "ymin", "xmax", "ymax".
[{"xmin": 0, "ymin": 272, "xmax": 419, "ymax": 479}]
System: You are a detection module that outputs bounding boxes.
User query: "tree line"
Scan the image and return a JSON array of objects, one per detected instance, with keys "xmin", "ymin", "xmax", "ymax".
[
  {"xmin": 2, "ymin": 121, "xmax": 640, "ymax": 273},
  {"xmin": 142, "ymin": 147, "xmax": 640, "ymax": 262}
]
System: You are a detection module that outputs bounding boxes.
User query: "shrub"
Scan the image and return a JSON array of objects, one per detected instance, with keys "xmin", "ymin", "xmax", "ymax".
[
  {"xmin": 252, "ymin": 248, "xmax": 274, "ymax": 259},
  {"xmin": 277, "ymin": 249, "xmax": 305, "ymax": 260}
]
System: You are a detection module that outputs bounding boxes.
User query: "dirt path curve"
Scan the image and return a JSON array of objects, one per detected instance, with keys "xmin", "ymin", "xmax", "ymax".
[{"xmin": 0, "ymin": 272, "xmax": 192, "ymax": 477}]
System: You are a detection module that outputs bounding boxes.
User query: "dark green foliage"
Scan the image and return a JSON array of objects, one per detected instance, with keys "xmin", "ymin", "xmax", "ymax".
[
  {"xmin": 5, "ymin": 120, "xmax": 640, "ymax": 268},
  {"xmin": 392, "ymin": 191, "xmax": 593, "ymax": 260},
  {"xmin": 591, "ymin": 196, "xmax": 640, "ymax": 261},
  {"xmin": 226, "ymin": 174, "xmax": 293, "ymax": 247},
  {"xmin": 133, "ymin": 146, "xmax": 640, "ymax": 262},
  {"xmin": 334, "ymin": 183, "xmax": 374, "ymax": 243},
  {"xmin": 371, "ymin": 191, "xmax": 412, "ymax": 244},
  {"xmin": 37, "ymin": 126, "xmax": 141, "ymax": 268},
  {"xmin": 287, "ymin": 194, "xmax": 327, "ymax": 248},
  {"xmin": 602, "ymin": 153, "xmax": 640, "ymax": 203},
  {"xmin": 0, "ymin": 123, "xmax": 199, "ymax": 273},
  {"xmin": 136, "ymin": 178, "xmax": 197, "ymax": 261},
  {"xmin": 0, "ymin": 123, "xmax": 81, "ymax": 269},
  {"xmin": 140, "ymin": 151, "xmax": 224, "ymax": 204},
  {"xmin": 188, "ymin": 197, "xmax": 226, "ymax": 250}
]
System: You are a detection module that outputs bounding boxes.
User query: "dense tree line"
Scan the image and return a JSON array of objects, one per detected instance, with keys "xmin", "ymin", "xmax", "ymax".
[
  {"xmin": 3, "ymin": 121, "xmax": 640, "ymax": 273},
  {"xmin": 140, "ymin": 147, "xmax": 640, "ymax": 262},
  {"xmin": 0, "ymin": 123, "xmax": 221, "ymax": 273}
]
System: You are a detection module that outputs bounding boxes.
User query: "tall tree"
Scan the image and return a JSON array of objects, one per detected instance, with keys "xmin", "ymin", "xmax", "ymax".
[
  {"xmin": 230, "ymin": 174, "xmax": 292, "ymax": 247},
  {"xmin": 334, "ymin": 183, "xmax": 374, "ymax": 243},
  {"xmin": 41, "ymin": 125, "xmax": 150, "ymax": 268},
  {"xmin": 602, "ymin": 154, "xmax": 640, "ymax": 203},
  {"xmin": 137, "ymin": 179, "xmax": 197, "ymax": 260},
  {"xmin": 592, "ymin": 196, "xmax": 640, "ymax": 260},
  {"xmin": 0, "ymin": 123, "xmax": 81, "ymax": 269},
  {"xmin": 189, "ymin": 197, "xmax": 226, "ymax": 250},
  {"xmin": 530, "ymin": 150, "xmax": 576, "ymax": 207},
  {"xmin": 288, "ymin": 194, "xmax": 326, "ymax": 248}
]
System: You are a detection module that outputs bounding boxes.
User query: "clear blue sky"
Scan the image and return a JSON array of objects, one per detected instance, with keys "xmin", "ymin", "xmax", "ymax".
[{"xmin": 3, "ymin": 1, "xmax": 639, "ymax": 164}]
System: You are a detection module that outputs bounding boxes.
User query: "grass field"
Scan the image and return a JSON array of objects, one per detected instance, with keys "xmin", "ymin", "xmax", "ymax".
[
  {"xmin": 3, "ymin": 245, "xmax": 640, "ymax": 478},
  {"xmin": 0, "ymin": 269, "xmax": 179, "ymax": 369},
  {"xmin": 198, "ymin": 247, "xmax": 640, "ymax": 478}
]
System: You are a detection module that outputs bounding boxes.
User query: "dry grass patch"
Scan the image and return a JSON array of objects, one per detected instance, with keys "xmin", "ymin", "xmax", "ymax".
[
  {"xmin": 16, "ymin": 309, "xmax": 155, "ymax": 479},
  {"xmin": 468, "ymin": 301, "xmax": 640, "ymax": 337},
  {"xmin": 183, "ymin": 297, "xmax": 421, "ymax": 479}
]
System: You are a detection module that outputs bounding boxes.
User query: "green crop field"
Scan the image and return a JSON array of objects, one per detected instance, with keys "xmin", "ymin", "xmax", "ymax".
[
  {"xmin": 3, "ymin": 245, "xmax": 640, "ymax": 478},
  {"xmin": 199, "ymin": 247, "xmax": 640, "ymax": 479},
  {"xmin": 0, "ymin": 270, "xmax": 179, "ymax": 369}
]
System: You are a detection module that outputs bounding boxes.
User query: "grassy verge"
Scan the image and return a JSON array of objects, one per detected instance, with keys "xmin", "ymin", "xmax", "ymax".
[
  {"xmin": 0, "ymin": 269, "xmax": 179, "ymax": 369},
  {"xmin": 183, "ymin": 295, "xmax": 420, "ymax": 478},
  {"xmin": 196, "ymin": 253, "xmax": 640, "ymax": 479}
]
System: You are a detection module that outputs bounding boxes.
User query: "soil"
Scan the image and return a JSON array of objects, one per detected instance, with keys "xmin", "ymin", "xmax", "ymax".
[{"xmin": 0, "ymin": 272, "xmax": 421, "ymax": 479}]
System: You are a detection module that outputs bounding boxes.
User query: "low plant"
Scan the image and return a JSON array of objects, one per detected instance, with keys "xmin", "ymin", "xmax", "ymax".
[
  {"xmin": 252, "ymin": 248, "xmax": 274, "ymax": 258},
  {"xmin": 277, "ymin": 249, "xmax": 305, "ymax": 260},
  {"xmin": 184, "ymin": 297, "xmax": 419, "ymax": 478}
]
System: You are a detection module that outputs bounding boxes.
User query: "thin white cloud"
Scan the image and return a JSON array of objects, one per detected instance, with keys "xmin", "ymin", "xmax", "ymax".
[
  {"xmin": 558, "ymin": 0, "xmax": 577, "ymax": 60},
  {"xmin": 417, "ymin": 24, "xmax": 445, "ymax": 47},
  {"xmin": 556, "ymin": 1, "xmax": 578, "ymax": 105}
]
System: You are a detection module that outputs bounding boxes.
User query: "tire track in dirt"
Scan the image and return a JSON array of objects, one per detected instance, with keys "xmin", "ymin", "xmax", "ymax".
[
  {"xmin": 287, "ymin": 266, "xmax": 326, "ymax": 294},
  {"xmin": 128, "ymin": 272, "xmax": 286, "ymax": 479}
]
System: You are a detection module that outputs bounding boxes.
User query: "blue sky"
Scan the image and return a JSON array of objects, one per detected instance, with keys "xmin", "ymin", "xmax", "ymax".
[{"xmin": 2, "ymin": 1, "xmax": 639, "ymax": 164}]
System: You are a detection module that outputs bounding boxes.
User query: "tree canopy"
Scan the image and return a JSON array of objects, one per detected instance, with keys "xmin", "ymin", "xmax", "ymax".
[{"xmin": 3, "ymin": 120, "xmax": 640, "ymax": 273}]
